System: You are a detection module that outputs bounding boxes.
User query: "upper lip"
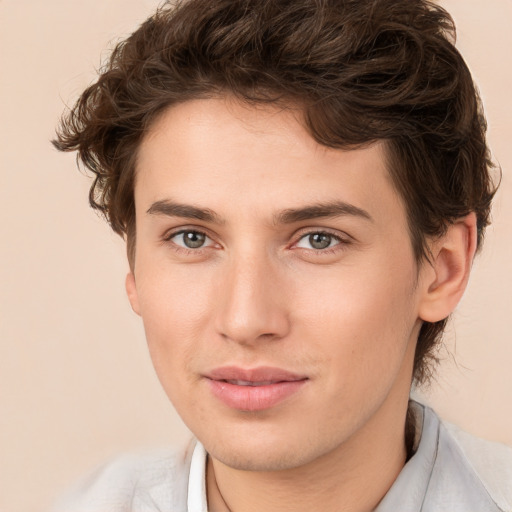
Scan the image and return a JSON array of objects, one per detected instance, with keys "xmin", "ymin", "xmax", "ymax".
[{"xmin": 205, "ymin": 366, "xmax": 308, "ymax": 383}]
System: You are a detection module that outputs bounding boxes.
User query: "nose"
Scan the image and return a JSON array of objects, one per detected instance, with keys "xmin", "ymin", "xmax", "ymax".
[{"xmin": 215, "ymin": 252, "xmax": 291, "ymax": 346}]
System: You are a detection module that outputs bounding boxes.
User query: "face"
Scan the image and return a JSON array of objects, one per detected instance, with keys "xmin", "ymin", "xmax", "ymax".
[{"xmin": 128, "ymin": 97, "xmax": 429, "ymax": 472}]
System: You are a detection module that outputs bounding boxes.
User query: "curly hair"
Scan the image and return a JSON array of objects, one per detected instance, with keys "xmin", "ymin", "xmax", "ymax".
[{"xmin": 53, "ymin": 0, "xmax": 498, "ymax": 385}]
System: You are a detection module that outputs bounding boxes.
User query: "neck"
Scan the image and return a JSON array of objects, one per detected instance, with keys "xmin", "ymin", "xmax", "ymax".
[{"xmin": 207, "ymin": 393, "xmax": 410, "ymax": 512}]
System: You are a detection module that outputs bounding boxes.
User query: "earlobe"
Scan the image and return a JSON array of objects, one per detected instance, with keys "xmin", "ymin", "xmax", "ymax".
[
  {"xmin": 125, "ymin": 272, "xmax": 141, "ymax": 316},
  {"xmin": 418, "ymin": 213, "xmax": 478, "ymax": 323}
]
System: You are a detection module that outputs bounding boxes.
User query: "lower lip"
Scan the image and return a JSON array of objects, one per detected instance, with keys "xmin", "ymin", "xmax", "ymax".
[{"xmin": 207, "ymin": 379, "xmax": 307, "ymax": 411}]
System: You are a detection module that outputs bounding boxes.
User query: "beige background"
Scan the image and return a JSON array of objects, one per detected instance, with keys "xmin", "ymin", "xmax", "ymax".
[{"xmin": 1, "ymin": 1, "xmax": 511, "ymax": 511}]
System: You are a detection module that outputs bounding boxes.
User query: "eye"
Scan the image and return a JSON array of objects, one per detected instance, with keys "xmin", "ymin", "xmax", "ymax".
[
  {"xmin": 167, "ymin": 230, "xmax": 214, "ymax": 249},
  {"xmin": 295, "ymin": 232, "xmax": 342, "ymax": 250}
]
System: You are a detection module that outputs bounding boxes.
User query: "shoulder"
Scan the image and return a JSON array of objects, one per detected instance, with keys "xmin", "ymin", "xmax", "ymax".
[
  {"xmin": 380, "ymin": 402, "xmax": 512, "ymax": 512},
  {"xmin": 52, "ymin": 439, "xmax": 196, "ymax": 512},
  {"xmin": 414, "ymin": 402, "xmax": 512, "ymax": 512},
  {"xmin": 440, "ymin": 420, "xmax": 512, "ymax": 512}
]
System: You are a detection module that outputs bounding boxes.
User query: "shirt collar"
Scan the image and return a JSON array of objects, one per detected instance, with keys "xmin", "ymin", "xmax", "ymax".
[
  {"xmin": 187, "ymin": 440, "xmax": 208, "ymax": 512},
  {"xmin": 375, "ymin": 401, "xmax": 437, "ymax": 511}
]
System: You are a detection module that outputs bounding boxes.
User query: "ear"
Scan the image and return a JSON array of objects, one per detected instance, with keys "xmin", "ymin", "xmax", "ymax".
[
  {"xmin": 418, "ymin": 213, "xmax": 478, "ymax": 323},
  {"xmin": 125, "ymin": 272, "xmax": 141, "ymax": 316}
]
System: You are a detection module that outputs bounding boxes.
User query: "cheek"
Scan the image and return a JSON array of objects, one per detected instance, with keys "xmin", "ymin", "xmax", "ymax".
[
  {"xmin": 137, "ymin": 257, "xmax": 216, "ymax": 326},
  {"xmin": 295, "ymin": 261, "xmax": 418, "ymax": 382},
  {"xmin": 135, "ymin": 266, "xmax": 216, "ymax": 379}
]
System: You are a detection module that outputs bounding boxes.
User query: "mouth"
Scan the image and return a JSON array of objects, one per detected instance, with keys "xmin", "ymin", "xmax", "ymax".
[
  {"xmin": 205, "ymin": 366, "xmax": 308, "ymax": 411},
  {"xmin": 222, "ymin": 379, "xmax": 279, "ymax": 386}
]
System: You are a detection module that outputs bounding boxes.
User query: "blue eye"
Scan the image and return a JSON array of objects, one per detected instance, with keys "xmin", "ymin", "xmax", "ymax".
[
  {"xmin": 296, "ymin": 232, "xmax": 341, "ymax": 250},
  {"xmin": 168, "ymin": 230, "xmax": 213, "ymax": 249}
]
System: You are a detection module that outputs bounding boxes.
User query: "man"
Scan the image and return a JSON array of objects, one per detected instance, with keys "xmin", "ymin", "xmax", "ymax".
[{"xmin": 53, "ymin": 0, "xmax": 512, "ymax": 510}]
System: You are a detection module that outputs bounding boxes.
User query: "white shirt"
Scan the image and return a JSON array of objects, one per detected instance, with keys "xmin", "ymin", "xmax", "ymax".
[{"xmin": 53, "ymin": 402, "xmax": 512, "ymax": 511}]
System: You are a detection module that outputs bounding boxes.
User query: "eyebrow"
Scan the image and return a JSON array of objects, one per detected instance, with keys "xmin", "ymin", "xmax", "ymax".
[
  {"xmin": 147, "ymin": 200, "xmax": 223, "ymax": 224},
  {"xmin": 146, "ymin": 199, "xmax": 373, "ymax": 225},
  {"xmin": 274, "ymin": 201, "xmax": 373, "ymax": 225}
]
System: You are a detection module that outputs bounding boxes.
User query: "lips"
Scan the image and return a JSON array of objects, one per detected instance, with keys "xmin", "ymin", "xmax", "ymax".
[{"xmin": 205, "ymin": 366, "xmax": 308, "ymax": 411}]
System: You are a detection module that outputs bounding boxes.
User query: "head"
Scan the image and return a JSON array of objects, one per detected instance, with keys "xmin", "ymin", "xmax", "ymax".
[{"xmin": 54, "ymin": 0, "xmax": 496, "ymax": 453}]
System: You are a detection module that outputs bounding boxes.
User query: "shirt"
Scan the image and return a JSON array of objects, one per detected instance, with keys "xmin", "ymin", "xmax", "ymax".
[{"xmin": 53, "ymin": 402, "xmax": 512, "ymax": 511}]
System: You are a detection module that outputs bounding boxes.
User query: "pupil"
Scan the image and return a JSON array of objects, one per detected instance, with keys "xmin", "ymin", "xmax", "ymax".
[
  {"xmin": 184, "ymin": 231, "xmax": 205, "ymax": 248},
  {"xmin": 310, "ymin": 233, "xmax": 331, "ymax": 249}
]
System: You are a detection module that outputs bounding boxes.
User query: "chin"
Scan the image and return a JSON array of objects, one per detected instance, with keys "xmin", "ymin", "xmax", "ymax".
[
  {"xmin": 210, "ymin": 444, "xmax": 311, "ymax": 472},
  {"xmin": 200, "ymin": 419, "xmax": 343, "ymax": 473}
]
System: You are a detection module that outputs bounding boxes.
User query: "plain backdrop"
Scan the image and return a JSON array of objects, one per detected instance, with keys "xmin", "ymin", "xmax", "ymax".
[{"xmin": 1, "ymin": 1, "xmax": 511, "ymax": 511}]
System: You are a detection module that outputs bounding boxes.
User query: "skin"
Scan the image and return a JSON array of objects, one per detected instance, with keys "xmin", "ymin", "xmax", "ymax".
[{"xmin": 126, "ymin": 97, "xmax": 476, "ymax": 511}]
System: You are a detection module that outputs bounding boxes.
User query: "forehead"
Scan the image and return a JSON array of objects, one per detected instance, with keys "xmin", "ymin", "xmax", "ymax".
[{"xmin": 134, "ymin": 97, "xmax": 405, "ymax": 228}]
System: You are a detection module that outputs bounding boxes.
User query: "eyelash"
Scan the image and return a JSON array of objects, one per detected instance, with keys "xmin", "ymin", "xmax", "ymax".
[
  {"xmin": 292, "ymin": 229, "xmax": 349, "ymax": 255},
  {"xmin": 162, "ymin": 228, "xmax": 218, "ymax": 255},
  {"xmin": 161, "ymin": 228, "xmax": 351, "ymax": 256}
]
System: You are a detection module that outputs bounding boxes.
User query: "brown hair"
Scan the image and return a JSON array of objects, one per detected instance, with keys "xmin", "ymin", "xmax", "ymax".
[{"xmin": 53, "ymin": 0, "xmax": 497, "ymax": 384}]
